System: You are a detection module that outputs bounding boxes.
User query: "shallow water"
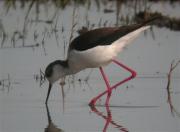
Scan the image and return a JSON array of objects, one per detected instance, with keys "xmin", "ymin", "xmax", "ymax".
[
  {"xmin": 0, "ymin": 0, "xmax": 180, "ymax": 132},
  {"xmin": 0, "ymin": 77, "xmax": 180, "ymax": 132}
]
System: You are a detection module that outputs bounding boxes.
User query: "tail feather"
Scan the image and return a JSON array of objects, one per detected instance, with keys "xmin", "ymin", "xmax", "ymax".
[
  {"xmin": 139, "ymin": 15, "xmax": 160, "ymax": 27},
  {"xmin": 111, "ymin": 16, "xmax": 159, "ymax": 53},
  {"xmin": 112, "ymin": 25, "xmax": 150, "ymax": 53}
]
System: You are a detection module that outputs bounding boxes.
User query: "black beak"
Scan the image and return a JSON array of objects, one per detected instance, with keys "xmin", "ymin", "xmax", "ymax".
[{"xmin": 45, "ymin": 83, "xmax": 52, "ymax": 104}]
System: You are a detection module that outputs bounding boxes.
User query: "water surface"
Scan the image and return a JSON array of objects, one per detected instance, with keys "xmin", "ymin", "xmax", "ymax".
[{"xmin": 0, "ymin": 0, "xmax": 180, "ymax": 132}]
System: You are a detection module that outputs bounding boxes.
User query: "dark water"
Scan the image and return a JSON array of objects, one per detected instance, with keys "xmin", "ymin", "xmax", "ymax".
[{"xmin": 0, "ymin": 0, "xmax": 180, "ymax": 132}]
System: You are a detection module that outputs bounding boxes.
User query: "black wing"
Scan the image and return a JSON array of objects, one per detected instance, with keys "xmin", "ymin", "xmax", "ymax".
[
  {"xmin": 69, "ymin": 17, "xmax": 158, "ymax": 51},
  {"xmin": 69, "ymin": 27, "xmax": 119, "ymax": 51}
]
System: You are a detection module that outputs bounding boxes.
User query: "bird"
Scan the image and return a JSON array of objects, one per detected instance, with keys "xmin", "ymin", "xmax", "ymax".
[{"xmin": 45, "ymin": 17, "xmax": 158, "ymax": 106}]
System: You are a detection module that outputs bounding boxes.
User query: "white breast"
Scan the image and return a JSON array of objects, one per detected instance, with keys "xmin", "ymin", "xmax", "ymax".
[{"xmin": 68, "ymin": 45, "xmax": 117, "ymax": 73}]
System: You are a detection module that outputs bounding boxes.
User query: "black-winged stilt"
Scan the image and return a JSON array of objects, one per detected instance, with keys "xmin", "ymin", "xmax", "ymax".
[{"xmin": 45, "ymin": 17, "xmax": 158, "ymax": 106}]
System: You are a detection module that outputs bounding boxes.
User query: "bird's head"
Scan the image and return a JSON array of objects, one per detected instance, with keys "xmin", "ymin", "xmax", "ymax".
[
  {"xmin": 45, "ymin": 60, "xmax": 69, "ymax": 104},
  {"xmin": 45, "ymin": 60, "xmax": 69, "ymax": 84}
]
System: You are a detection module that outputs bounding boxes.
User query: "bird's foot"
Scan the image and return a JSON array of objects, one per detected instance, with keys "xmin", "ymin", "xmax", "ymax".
[
  {"xmin": 89, "ymin": 90, "xmax": 112, "ymax": 107},
  {"xmin": 89, "ymin": 97, "xmax": 99, "ymax": 108}
]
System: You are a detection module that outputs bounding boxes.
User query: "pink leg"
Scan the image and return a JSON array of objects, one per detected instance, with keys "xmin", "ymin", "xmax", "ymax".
[
  {"xmin": 89, "ymin": 59, "xmax": 137, "ymax": 106},
  {"xmin": 99, "ymin": 67, "xmax": 112, "ymax": 105}
]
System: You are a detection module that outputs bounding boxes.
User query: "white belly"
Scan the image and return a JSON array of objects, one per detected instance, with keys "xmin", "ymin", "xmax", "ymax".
[{"xmin": 68, "ymin": 45, "xmax": 117, "ymax": 73}]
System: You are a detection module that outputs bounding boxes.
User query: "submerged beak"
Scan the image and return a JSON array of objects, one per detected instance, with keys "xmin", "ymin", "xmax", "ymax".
[{"xmin": 45, "ymin": 83, "xmax": 52, "ymax": 104}]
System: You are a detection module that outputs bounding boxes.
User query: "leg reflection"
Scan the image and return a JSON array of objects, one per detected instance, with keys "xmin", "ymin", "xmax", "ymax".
[
  {"xmin": 89, "ymin": 103, "xmax": 128, "ymax": 132},
  {"xmin": 45, "ymin": 104, "xmax": 63, "ymax": 132}
]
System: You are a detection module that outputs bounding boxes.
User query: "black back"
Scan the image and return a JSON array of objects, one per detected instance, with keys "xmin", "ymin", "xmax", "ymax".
[{"xmin": 69, "ymin": 17, "xmax": 158, "ymax": 51}]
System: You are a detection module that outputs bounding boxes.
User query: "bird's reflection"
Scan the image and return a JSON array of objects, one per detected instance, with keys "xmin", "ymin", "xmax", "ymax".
[
  {"xmin": 45, "ymin": 104, "xmax": 64, "ymax": 132},
  {"xmin": 90, "ymin": 104, "xmax": 128, "ymax": 132}
]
